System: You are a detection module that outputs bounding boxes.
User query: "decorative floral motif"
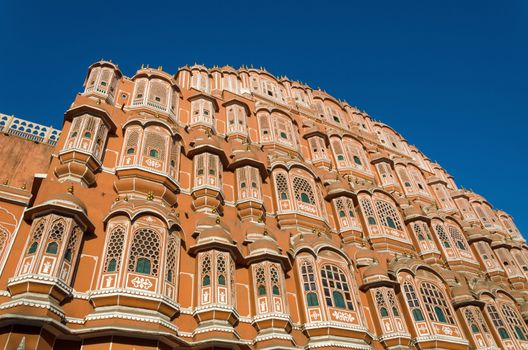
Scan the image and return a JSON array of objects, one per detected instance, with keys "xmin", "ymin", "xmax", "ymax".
[{"xmin": 131, "ymin": 276, "xmax": 152, "ymax": 289}]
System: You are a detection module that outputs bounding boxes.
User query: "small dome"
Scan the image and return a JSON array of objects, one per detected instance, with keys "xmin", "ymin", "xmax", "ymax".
[{"xmin": 42, "ymin": 192, "xmax": 87, "ymax": 213}]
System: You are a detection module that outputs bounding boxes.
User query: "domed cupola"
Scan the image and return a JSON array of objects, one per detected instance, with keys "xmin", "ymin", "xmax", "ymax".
[
  {"xmin": 130, "ymin": 67, "xmax": 180, "ymax": 121},
  {"xmin": 302, "ymin": 120, "xmax": 331, "ymax": 170},
  {"xmin": 228, "ymin": 142, "xmax": 267, "ymax": 222},
  {"xmin": 187, "ymin": 215, "xmax": 243, "ymax": 342},
  {"xmin": 8, "ymin": 191, "xmax": 94, "ymax": 311},
  {"xmin": 115, "ymin": 114, "xmax": 180, "ymax": 206},
  {"xmin": 56, "ymin": 104, "xmax": 117, "ymax": 187},
  {"xmin": 83, "ymin": 60, "xmax": 122, "ymax": 104},
  {"xmin": 186, "ymin": 129, "xmax": 229, "ymax": 214}
]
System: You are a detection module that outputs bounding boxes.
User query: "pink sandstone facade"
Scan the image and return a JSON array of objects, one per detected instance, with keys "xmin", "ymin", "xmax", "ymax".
[{"xmin": 0, "ymin": 61, "xmax": 526, "ymax": 350}]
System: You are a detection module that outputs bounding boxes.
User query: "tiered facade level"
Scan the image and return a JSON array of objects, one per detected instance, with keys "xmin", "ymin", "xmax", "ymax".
[{"xmin": 0, "ymin": 61, "xmax": 526, "ymax": 350}]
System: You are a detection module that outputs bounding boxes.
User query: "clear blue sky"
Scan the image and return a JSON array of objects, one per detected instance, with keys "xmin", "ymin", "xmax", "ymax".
[{"xmin": 1, "ymin": 1, "xmax": 526, "ymax": 234}]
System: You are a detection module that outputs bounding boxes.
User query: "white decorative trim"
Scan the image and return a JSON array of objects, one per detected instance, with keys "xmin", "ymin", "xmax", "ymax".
[
  {"xmin": 8, "ymin": 274, "xmax": 72, "ymax": 295},
  {"xmin": 411, "ymin": 335, "xmax": 469, "ymax": 346},
  {"xmin": 0, "ymin": 299, "xmax": 65, "ymax": 318},
  {"xmin": 85, "ymin": 311, "xmax": 178, "ymax": 332},
  {"xmin": 89, "ymin": 288, "xmax": 180, "ymax": 310}
]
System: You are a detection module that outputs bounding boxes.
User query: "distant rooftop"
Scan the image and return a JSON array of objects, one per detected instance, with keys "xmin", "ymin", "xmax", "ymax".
[{"xmin": 0, "ymin": 113, "xmax": 61, "ymax": 146}]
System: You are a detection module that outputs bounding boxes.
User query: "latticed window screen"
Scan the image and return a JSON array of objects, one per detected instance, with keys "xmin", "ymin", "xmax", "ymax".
[
  {"xmin": 201, "ymin": 253, "xmax": 212, "ymax": 286},
  {"xmin": 487, "ymin": 304, "xmax": 510, "ymax": 339},
  {"xmin": 69, "ymin": 118, "xmax": 81, "ymax": 138},
  {"xmin": 237, "ymin": 166, "xmax": 247, "ymax": 188},
  {"xmin": 87, "ymin": 68, "xmax": 99, "ymax": 87},
  {"xmin": 104, "ymin": 226, "xmax": 125, "ymax": 273},
  {"xmin": 270, "ymin": 265, "xmax": 280, "ymax": 295},
  {"xmin": 165, "ymin": 233, "xmax": 177, "ymax": 283},
  {"xmin": 275, "ymin": 173, "xmax": 289, "ymax": 200},
  {"xmin": 448, "ymin": 225, "xmax": 469, "ymax": 250},
  {"xmin": 360, "ymin": 198, "xmax": 376, "ymax": 224},
  {"xmin": 375, "ymin": 289, "xmax": 388, "ymax": 317},
  {"xmin": 419, "ymin": 282, "xmax": 455, "ymax": 324},
  {"xmin": 474, "ymin": 307, "xmax": 490, "ymax": 333},
  {"xmin": 398, "ymin": 169, "xmax": 413, "ymax": 188},
  {"xmin": 0, "ymin": 229, "xmax": 8, "ymax": 257},
  {"xmin": 374, "ymin": 200, "xmax": 403, "ymax": 230},
  {"xmin": 292, "ymin": 176, "xmax": 316, "ymax": 205},
  {"xmin": 464, "ymin": 307, "xmax": 489, "ymax": 334},
  {"xmin": 170, "ymin": 140, "xmax": 179, "ymax": 168},
  {"xmin": 143, "ymin": 132, "xmax": 166, "ymax": 159},
  {"xmin": 502, "ymin": 304, "xmax": 528, "ymax": 340},
  {"xmin": 387, "ymin": 289, "xmax": 400, "ymax": 316},
  {"xmin": 63, "ymin": 226, "xmax": 81, "ymax": 262},
  {"xmin": 28, "ymin": 220, "xmax": 46, "ymax": 252},
  {"xmin": 128, "ymin": 228, "xmax": 160, "ymax": 276},
  {"xmin": 125, "ymin": 129, "xmax": 140, "ymax": 152},
  {"xmin": 331, "ymin": 140, "xmax": 345, "ymax": 161},
  {"xmin": 255, "ymin": 265, "xmax": 266, "ymax": 295},
  {"xmin": 320, "ymin": 264, "xmax": 354, "ymax": 310},
  {"xmin": 85, "ymin": 117, "xmax": 96, "ymax": 135},
  {"xmin": 413, "ymin": 222, "xmax": 431, "ymax": 241},
  {"xmin": 434, "ymin": 224, "xmax": 451, "ymax": 248},
  {"xmin": 196, "ymin": 154, "xmax": 205, "ymax": 176},
  {"xmin": 259, "ymin": 114, "xmax": 271, "ymax": 137},
  {"xmin": 208, "ymin": 155, "xmax": 217, "ymax": 176},
  {"xmin": 403, "ymin": 282, "xmax": 424, "ymax": 321},
  {"xmin": 134, "ymin": 79, "xmax": 147, "ymax": 99},
  {"xmin": 217, "ymin": 254, "xmax": 227, "ymax": 285},
  {"xmin": 100, "ymin": 69, "xmax": 111, "ymax": 88},
  {"xmin": 300, "ymin": 259, "xmax": 319, "ymax": 306},
  {"xmin": 48, "ymin": 221, "xmax": 65, "ymax": 243},
  {"xmin": 148, "ymin": 81, "xmax": 167, "ymax": 105}
]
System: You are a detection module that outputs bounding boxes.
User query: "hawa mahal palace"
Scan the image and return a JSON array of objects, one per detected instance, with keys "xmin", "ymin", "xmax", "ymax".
[{"xmin": 0, "ymin": 60, "xmax": 526, "ymax": 350}]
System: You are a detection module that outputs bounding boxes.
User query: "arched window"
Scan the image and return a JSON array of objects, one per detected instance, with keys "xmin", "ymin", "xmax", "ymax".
[
  {"xmin": 419, "ymin": 282, "xmax": 454, "ymax": 324},
  {"xmin": 165, "ymin": 233, "xmax": 178, "ymax": 283},
  {"xmin": 123, "ymin": 129, "xmax": 140, "ymax": 159},
  {"xmin": 502, "ymin": 304, "xmax": 528, "ymax": 341},
  {"xmin": 375, "ymin": 289, "xmax": 389, "ymax": 317},
  {"xmin": 403, "ymin": 282, "xmax": 424, "ymax": 321},
  {"xmin": 63, "ymin": 227, "xmax": 80, "ymax": 264},
  {"xmin": 217, "ymin": 254, "xmax": 227, "ymax": 286},
  {"xmin": 320, "ymin": 264, "xmax": 354, "ymax": 310},
  {"xmin": 149, "ymin": 149, "xmax": 159, "ymax": 158},
  {"xmin": 300, "ymin": 260, "xmax": 319, "ymax": 306},
  {"xmin": 275, "ymin": 172, "xmax": 290, "ymax": 200},
  {"xmin": 143, "ymin": 132, "xmax": 166, "ymax": 162},
  {"xmin": 353, "ymin": 155, "xmax": 362, "ymax": 165},
  {"xmin": 46, "ymin": 242, "xmax": 58, "ymax": 254},
  {"xmin": 435, "ymin": 224, "xmax": 451, "ymax": 248},
  {"xmin": 201, "ymin": 254, "xmax": 211, "ymax": 286},
  {"xmin": 387, "ymin": 289, "xmax": 400, "ymax": 316},
  {"xmin": 104, "ymin": 226, "xmax": 125, "ymax": 273},
  {"xmin": 28, "ymin": 242, "xmax": 38, "ymax": 254},
  {"xmin": 256, "ymin": 266, "xmax": 266, "ymax": 295},
  {"xmin": 448, "ymin": 225, "xmax": 468, "ymax": 251},
  {"xmin": 45, "ymin": 221, "xmax": 65, "ymax": 255},
  {"xmin": 128, "ymin": 228, "xmax": 160, "ymax": 276},
  {"xmin": 292, "ymin": 176, "xmax": 316, "ymax": 206},
  {"xmin": 270, "ymin": 266, "xmax": 281, "ymax": 296},
  {"xmin": 374, "ymin": 200, "xmax": 403, "ymax": 230},
  {"xmin": 487, "ymin": 304, "xmax": 510, "ymax": 339},
  {"xmin": 136, "ymin": 257, "xmax": 151, "ymax": 274},
  {"xmin": 27, "ymin": 220, "xmax": 45, "ymax": 256}
]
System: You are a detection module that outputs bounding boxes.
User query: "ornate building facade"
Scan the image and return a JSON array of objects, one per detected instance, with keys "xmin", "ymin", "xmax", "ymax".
[{"xmin": 0, "ymin": 61, "xmax": 526, "ymax": 350}]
